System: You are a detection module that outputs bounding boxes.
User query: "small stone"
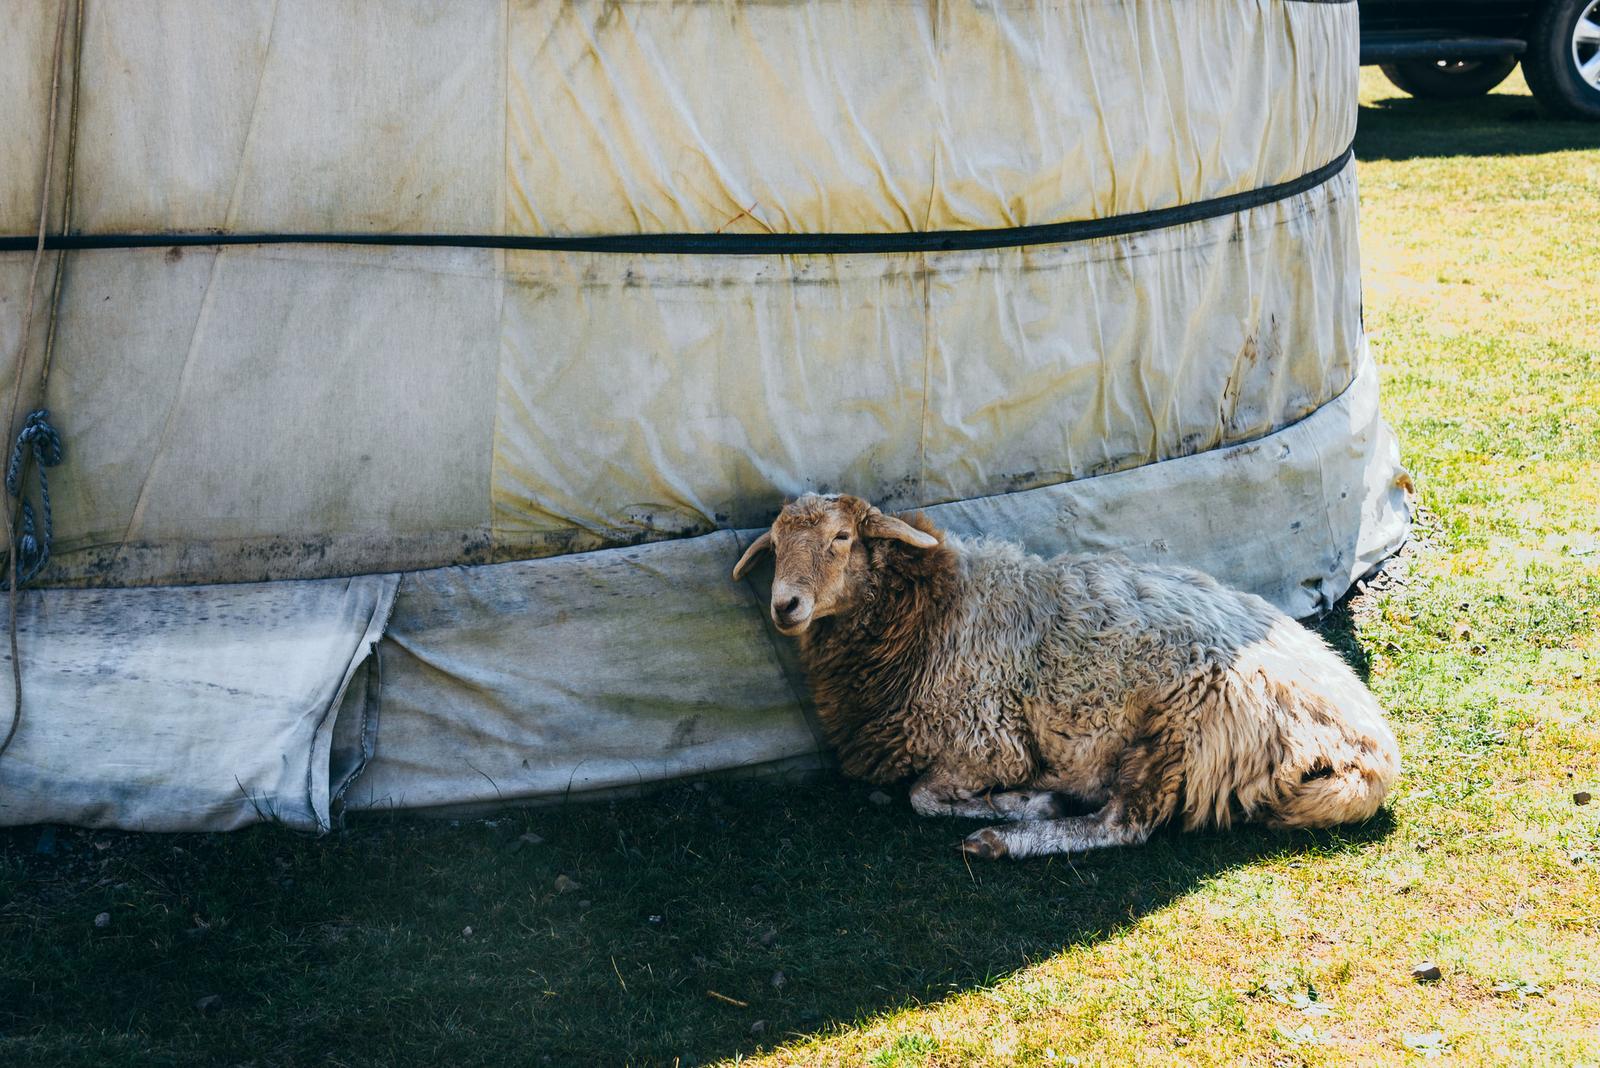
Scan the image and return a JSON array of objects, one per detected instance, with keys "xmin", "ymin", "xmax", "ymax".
[
  {"xmin": 34, "ymin": 827, "xmax": 56, "ymax": 855},
  {"xmin": 577, "ymin": 899, "xmax": 591, "ymax": 908},
  {"xmin": 692, "ymin": 781, "xmax": 709, "ymax": 793},
  {"xmin": 461, "ymin": 926, "xmax": 474, "ymax": 939},
  {"xmin": 510, "ymin": 831, "xmax": 544, "ymax": 852},
  {"xmin": 1575, "ymin": 791, "xmax": 1592, "ymax": 806},
  {"xmin": 867, "ymin": 790, "xmax": 893, "ymax": 806},
  {"xmin": 750, "ymin": 1020, "xmax": 768, "ymax": 1036},
  {"xmin": 194, "ymin": 994, "xmax": 223, "ymax": 1014},
  {"xmin": 759, "ymin": 927, "xmax": 778, "ymax": 947},
  {"xmin": 93, "ymin": 912, "xmax": 111, "ymax": 929},
  {"xmin": 1411, "ymin": 961, "xmax": 1442, "ymax": 983},
  {"xmin": 770, "ymin": 970, "xmax": 787, "ymax": 990},
  {"xmin": 554, "ymin": 874, "xmax": 582, "ymax": 894}
]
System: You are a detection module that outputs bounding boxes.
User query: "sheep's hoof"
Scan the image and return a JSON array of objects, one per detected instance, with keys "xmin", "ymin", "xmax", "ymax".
[{"xmin": 961, "ymin": 827, "xmax": 1010, "ymax": 860}]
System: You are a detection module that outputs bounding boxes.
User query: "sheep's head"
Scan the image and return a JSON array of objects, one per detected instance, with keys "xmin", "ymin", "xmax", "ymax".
[{"xmin": 730, "ymin": 494, "xmax": 940, "ymax": 635}]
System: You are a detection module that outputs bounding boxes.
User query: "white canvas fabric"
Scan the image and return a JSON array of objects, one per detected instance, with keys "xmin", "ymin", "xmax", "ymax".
[
  {"xmin": 3, "ymin": 0, "xmax": 1353, "ymax": 237},
  {"xmin": 2, "ymin": 162, "xmax": 1363, "ymax": 587},
  {"xmin": 347, "ymin": 533, "xmax": 822, "ymax": 814},
  {"xmin": 0, "ymin": 0, "xmax": 1368, "ymax": 589},
  {"xmin": 0, "ymin": 0, "xmax": 1410, "ymax": 830},
  {"xmin": 0, "ymin": 574, "xmax": 396, "ymax": 832},
  {"xmin": 0, "ymin": 354, "xmax": 1404, "ymax": 829}
]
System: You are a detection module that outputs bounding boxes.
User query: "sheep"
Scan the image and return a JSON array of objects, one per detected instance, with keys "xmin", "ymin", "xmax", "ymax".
[{"xmin": 731, "ymin": 493, "xmax": 1400, "ymax": 859}]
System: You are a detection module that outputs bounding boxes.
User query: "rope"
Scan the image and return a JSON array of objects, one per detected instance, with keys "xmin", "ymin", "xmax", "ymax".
[
  {"xmin": 41, "ymin": 0, "xmax": 85, "ymax": 392},
  {"xmin": 0, "ymin": 0, "xmax": 73, "ymax": 764},
  {"xmin": 2, "ymin": 410, "xmax": 64, "ymax": 589},
  {"xmin": 0, "ymin": 143, "xmax": 1357, "ymax": 258}
]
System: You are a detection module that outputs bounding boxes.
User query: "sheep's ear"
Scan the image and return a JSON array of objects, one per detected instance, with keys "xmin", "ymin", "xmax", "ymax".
[
  {"xmin": 861, "ymin": 510, "xmax": 939, "ymax": 550},
  {"xmin": 731, "ymin": 530, "xmax": 774, "ymax": 581}
]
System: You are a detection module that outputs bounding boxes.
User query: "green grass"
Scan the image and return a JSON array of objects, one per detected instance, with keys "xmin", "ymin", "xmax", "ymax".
[{"xmin": 4, "ymin": 69, "xmax": 1600, "ymax": 1066}]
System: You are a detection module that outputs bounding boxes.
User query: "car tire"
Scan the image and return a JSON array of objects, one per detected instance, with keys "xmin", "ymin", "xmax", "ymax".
[
  {"xmin": 1522, "ymin": 0, "xmax": 1600, "ymax": 119},
  {"xmin": 1379, "ymin": 57, "xmax": 1519, "ymax": 99}
]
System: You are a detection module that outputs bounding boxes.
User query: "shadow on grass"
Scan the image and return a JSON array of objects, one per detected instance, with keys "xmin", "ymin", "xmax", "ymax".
[
  {"xmin": 1355, "ymin": 91, "xmax": 1600, "ymax": 161},
  {"xmin": 1, "ymin": 563, "xmax": 1401, "ymax": 1064},
  {"xmin": 2, "ymin": 784, "xmax": 1396, "ymax": 1066},
  {"xmin": 1314, "ymin": 595, "xmax": 1373, "ymax": 684}
]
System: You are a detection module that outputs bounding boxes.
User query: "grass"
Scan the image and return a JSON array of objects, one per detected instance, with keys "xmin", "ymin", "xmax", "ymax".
[{"xmin": 4, "ymin": 68, "xmax": 1600, "ymax": 1066}]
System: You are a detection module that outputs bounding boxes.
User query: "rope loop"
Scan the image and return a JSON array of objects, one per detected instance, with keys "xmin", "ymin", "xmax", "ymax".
[{"xmin": 3, "ymin": 409, "xmax": 63, "ymax": 589}]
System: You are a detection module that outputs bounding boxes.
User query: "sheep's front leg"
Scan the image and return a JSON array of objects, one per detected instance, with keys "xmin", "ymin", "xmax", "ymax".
[
  {"xmin": 961, "ymin": 727, "xmax": 1184, "ymax": 859},
  {"xmin": 908, "ymin": 771, "xmax": 1066, "ymax": 822},
  {"xmin": 960, "ymin": 803, "xmax": 1153, "ymax": 859}
]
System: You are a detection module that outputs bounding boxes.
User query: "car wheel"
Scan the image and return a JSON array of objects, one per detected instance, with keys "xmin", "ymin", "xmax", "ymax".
[
  {"xmin": 1379, "ymin": 57, "xmax": 1519, "ymax": 99},
  {"xmin": 1523, "ymin": 0, "xmax": 1600, "ymax": 119}
]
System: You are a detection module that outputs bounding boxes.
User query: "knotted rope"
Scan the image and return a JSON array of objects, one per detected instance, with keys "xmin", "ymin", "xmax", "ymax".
[
  {"xmin": 1, "ymin": 0, "xmax": 73, "ymax": 764},
  {"xmin": 2, "ymin": 410, "xmax": 64, "ymax": 589}
]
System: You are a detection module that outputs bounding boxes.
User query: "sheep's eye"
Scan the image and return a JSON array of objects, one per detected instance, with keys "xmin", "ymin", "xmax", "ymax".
[{"xmin": 833, "ymin": 531, "xmax": 850, "ymax": 543}]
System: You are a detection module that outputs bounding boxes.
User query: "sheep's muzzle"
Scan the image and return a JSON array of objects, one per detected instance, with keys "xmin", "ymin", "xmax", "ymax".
[{"xmin": 769, "ymin": 582, "xmax": 814, "ymax": 634}]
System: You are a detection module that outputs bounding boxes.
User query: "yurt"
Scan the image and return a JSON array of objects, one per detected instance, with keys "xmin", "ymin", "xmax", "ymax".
[{"xmin": 0, "ymin": 0, "xmax": 1409, "ymax": 831}]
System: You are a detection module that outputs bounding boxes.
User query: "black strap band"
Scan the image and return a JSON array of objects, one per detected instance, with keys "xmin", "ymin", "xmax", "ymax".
[{"xmin": 1, "ymin": 144, "xmax": 1353, "ymax": 258}]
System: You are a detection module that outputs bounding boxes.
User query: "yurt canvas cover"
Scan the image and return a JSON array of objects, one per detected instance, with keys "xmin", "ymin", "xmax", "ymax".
[{"xmin": 0, "ymin": 0, "xmax": 1409, "ymax": 831}]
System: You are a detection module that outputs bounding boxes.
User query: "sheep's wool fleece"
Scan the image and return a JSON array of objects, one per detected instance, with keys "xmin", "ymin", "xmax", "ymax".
[{"xmin": 874, "ymin": 538, "xmax": 1399, "ymax": 829}]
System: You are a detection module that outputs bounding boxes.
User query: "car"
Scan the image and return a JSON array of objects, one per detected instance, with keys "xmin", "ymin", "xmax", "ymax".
[{"xmin": 1361, "ymin": 0, "xmax": 1600, "ymax": 119}]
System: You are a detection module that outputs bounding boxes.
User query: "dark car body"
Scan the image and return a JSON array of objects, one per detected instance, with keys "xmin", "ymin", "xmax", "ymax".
[
  {"xmin": 1361, "ymin": 0, "xmax": 1537, "ymax": 38},
  {"xmin": 1360, "ymin": 0, "xmax": 1538, "ymax": 63}
]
